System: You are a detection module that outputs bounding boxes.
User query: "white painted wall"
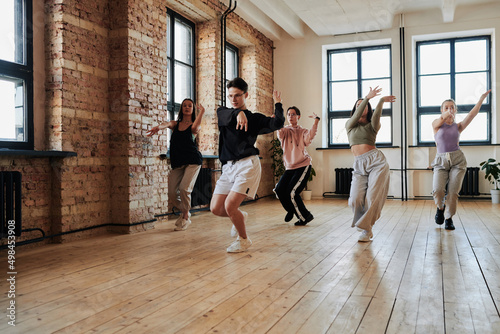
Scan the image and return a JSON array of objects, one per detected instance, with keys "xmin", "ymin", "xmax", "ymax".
[{"xmin": 274, "ymin": 2, "xmax": 500, "ymax": 199}]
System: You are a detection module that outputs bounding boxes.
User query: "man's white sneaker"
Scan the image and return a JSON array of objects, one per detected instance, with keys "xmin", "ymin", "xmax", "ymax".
[
  {"xmin": 174, "ymin": 219, "xmax": 191, "ymax": 231},
  {"xmin": 231, "ymin": 211, "xmax": 248, "ymax": 237},
  {"xmin": 358, "ymin": 229, "xmax": 373, "ymax": 242},
  {"xmin": 226, "ymin": 236, "xmax": 252, "ymax": 253}
]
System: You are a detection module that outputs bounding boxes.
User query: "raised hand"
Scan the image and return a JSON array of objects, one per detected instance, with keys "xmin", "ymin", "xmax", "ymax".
[
  {"xmin": 273, "ymin": 90, "xmax": 282, "ymax": 104},
  {"xmin": 480, "ymin": 89, "xmax": 492, "ymax": 100},
  {"xmin": 309, "ymin": 112, "xmax": 320, "ymax": 119},
  {"xmin": 382, "ymin": 95, "xmax": 396, "ymax": 103},
  {"xmin": 366, "ymin": 86, "xmax": 382, "ymax": 100},
  {"xmin": 197, "ymin": 103, "xmax": 205, "ymax": 114}
]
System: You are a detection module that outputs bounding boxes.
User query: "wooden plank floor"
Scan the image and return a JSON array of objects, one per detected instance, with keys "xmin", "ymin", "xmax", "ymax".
[{"xmin": 1, "ymin": 198, "xmax": 500, "ymax": 333}]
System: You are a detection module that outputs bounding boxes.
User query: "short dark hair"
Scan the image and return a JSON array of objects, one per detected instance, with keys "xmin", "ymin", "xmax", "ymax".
[
  {"xmin": 351, "ymin": 98, "xmax": 373, "ymax": 122},
  {"xmin": 227, "ymin": 77, "xmax": 248, "ymax": 93},
  {"xmin": 287, "ymin": 106, "xmax": 301, "ymax": 116}
]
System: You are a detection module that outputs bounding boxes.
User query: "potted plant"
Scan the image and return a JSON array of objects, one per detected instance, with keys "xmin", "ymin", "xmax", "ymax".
[
  {"xmin": 302, "ymin": 166, "xmax": 316, "ymax": 200},
  {"xmin": 269, "ymin": 137, "xmax": 285, "ymax": 184},
  {"xmin": 479, "ymin": 158, "xmax": 500, "ymax": 204}
]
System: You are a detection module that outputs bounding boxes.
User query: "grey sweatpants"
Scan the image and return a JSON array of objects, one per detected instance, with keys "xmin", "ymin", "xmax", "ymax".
[
  {"xmin": 348, "ymin": 149, "xmax": 390, "ymax": 231},
  {"xmin": 432, "ymin": 149, "xmax": 467, "ymax": 219},
  {"xmin": 168, "ymin": 164, "xmax": 201, "ymax": 213}
]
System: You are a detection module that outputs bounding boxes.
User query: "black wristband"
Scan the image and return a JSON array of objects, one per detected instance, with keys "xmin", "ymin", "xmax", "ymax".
[{"xmin": 315, "ymin": 116, "xmax": 320, "ymax": 120}]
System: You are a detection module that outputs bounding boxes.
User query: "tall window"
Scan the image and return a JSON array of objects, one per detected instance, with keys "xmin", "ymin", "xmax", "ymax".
[
  {"xmin": 416, "ymin": 36, "xmax": 491, "ymax": 144},
  {"xmin": 166, "ymin": 9, "xmax": 195, "ymax": 122},
  {"xmin": 225, "ymin": 43, "xmax": 239, "ymax": 106},
  {"xmin": 0, "ymin": 0, "xmax": 33, "ymax": 149},
  {"xmin": 327, "ymin": 45, "xmax": 392, "ymax": 146}
]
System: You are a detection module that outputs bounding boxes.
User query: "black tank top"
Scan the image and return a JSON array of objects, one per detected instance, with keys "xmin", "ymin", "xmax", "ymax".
[{"xmin": 169, "ymin": 123, "xmax": 203, "ymax": 169}]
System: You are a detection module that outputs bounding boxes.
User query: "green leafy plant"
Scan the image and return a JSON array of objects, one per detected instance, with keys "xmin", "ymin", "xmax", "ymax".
[
  {"xmin": 305, "ymin": 166, "xmax": 316, "ymax": 190},
  {"xmin": 480, "ymin": 158, "xmax": 500, "ymax": 190},
  {"xmin": 269, "ymin": 138, "xmax": 285, "ymax": 183}
]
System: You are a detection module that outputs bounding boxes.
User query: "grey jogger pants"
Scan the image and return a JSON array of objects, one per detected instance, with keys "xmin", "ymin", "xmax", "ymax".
[
  {"xmin": 432, "ymin": 149, "xmax": 467, "ymax": 219},
  {"xmin": 348, "ymin": 149, "xmax": 390, "ymax": 231}
]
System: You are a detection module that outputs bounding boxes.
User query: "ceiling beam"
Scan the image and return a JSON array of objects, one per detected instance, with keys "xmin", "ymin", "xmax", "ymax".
[
  {"xmin": 247, "ymin": 0, "xmax": 305, "ymax": 38},
  {"xmin": 441, "ymin": 0, "xmax": 456, "ymax": 22},
  {"xmin": 231, "ymin": 0, "xmax": 283, "ymax": 41}
]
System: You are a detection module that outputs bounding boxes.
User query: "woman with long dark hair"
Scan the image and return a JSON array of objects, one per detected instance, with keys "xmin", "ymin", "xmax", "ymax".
[
  {"xmin": 346, "ymin": 86, "xmax": 395, "ymax": 242},
  {"xmin": 147, "ymin": 98, "xmax": 205, "ymax": 231}
]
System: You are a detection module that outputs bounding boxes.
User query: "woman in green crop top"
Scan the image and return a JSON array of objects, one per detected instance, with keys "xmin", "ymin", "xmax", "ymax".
[{"xmin": 346, "ymin": 86, "xmax": 395, "ymax": 242}]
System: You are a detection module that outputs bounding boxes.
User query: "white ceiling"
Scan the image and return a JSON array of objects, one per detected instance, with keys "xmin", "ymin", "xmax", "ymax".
[{"xmin": 228, "ymin": 0, "xmax": 497, "ymax": 40}]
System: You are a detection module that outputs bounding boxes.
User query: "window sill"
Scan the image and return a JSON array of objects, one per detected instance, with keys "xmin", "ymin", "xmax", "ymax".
[
  {"xmin": 160, "ymin": 153, "xmax": 218, "ymax": 159},
  {"xmin": 0, "ymin": 149, "xmax": 77, "ymax": 158},
  {"xmin": 410, "ymin": 143, "xmax": 500, "ymax": 148},
  {"xmin": 317, "ymin": 145, "xmax": 400, "ymax": 150}
]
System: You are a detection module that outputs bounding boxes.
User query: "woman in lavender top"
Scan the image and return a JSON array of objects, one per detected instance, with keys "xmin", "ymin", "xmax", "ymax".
[{"xmin": 432, "ymin": 89, "xmax": 491, "ymax": 230}]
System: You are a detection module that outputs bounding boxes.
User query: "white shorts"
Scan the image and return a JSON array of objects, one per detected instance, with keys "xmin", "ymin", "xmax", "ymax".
[{"xmin": 214, "ymin": 155, "xmax": 261, "ymax": 199}]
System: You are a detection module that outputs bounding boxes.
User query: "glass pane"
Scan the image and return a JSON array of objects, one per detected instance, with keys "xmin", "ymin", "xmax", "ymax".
[
  {"xmin": 362, "ymin": 48, "xmax": 390, "ymax": 79},
  {"xmin": 166, "ymin": 59, "xmax": 170, "ymax": 102},
  {"xmin": 330, "ymin": 51, "xmax": 357, "ymax": 81},
  {"xmin": 166, "ymin": 14, "xmax": 171, "ymax": 56},
  {"xmin": 361, "ymin": 78, "xmax": 391, "ymax": 107},
  {"xmin": 419, "ymin": 114, "xmax": 437, "ymax": 142},
  {"xmin": 330, "ymin": 118, "xmax": 349, "ymax": 145},
  {"xmin": 174, "ymin": 62, "xmax": 193, "ymax": 104},
  {"xmin": 226, "ymin": 48, "xmax": 237, "ymax": 80},
  {"xmin": 419, "ymin": 42, "xmax": 450, "ymax": 75},
  {"xmin": 455, "ymin": 72, "xmax": 488, "ymax": 105},
  {"xmin": 0, "ymin": 0, "xmax": 23, "ymax": 64},
  {"xmin": 174, "ymin": 19, "xmax": 192, "ymax": 64},
  {"xmin": 376, "ymin": 116, "xmax": 391, "ymax": 143},
  {"xmin": 0, "ymin": 77, "xmax": 24, "ymax": 141},
  {"xmin": 331, "ymin": 81, "xmax": 357, "ymax": 111},
  {"xmin": 419, "ymin": 75, "xmax": 450, "ymax": 107},
  {"xmin": 456, "ymin": 112, "xmax": 488, "ymax": 141},
  {"xmin": 455, "ymin": 39, "xmax": 487, "ymax": 72}
]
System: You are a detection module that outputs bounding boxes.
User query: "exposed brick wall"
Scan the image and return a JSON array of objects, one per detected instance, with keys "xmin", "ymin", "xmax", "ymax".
[
  {"xmin": 44, "ymin": 0, "xmax": 112, "ymax": 241},
  {"xmin": 0, "ymin": 0, "xmax": 274, "ymax": 248}
]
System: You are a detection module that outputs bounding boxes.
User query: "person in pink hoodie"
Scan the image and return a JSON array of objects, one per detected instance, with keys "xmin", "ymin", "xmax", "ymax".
[{"xmin": 274, "ymin": 106, "xmax": 319, "ymax": 226}]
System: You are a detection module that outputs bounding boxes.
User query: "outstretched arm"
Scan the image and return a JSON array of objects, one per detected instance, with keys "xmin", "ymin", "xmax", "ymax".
[
  {"xmin": 146, "ymin": 120, "xmax": 176, "ymax": 136},
  {"xmin": 303, "ymin": 112, "xmax": 320, "ymax": 145},
  {"xmin": 372, "ymin": 95, "xmax": 396, "ymax": 132},
  {"xmin": 458, "ymin": 89, "xmax": 491, "ymax": 132}
]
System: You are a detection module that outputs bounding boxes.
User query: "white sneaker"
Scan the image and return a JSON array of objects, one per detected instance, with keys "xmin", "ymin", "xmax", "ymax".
[
  {"xmin": 174, "ymin": 219, "xmax": 191, "ymax": 231},
  {"xmin": 358, "ymin": 229, "xmax": 373, "ymax": 242},
  {"xmin": 175, "ymin": 211, "xmax": 191, "ymax": 227},
  {"xmin": 231, "ymin": 211, "xmax": 248, "ymax": 237},
  {"xmin": 227, "ymin": 236, "xmax": 252, "ymax": 253}
]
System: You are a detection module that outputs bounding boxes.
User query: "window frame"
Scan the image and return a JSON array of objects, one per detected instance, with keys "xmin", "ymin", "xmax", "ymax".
[
  {"xmin": 0, "ymin": 0, "xmax": 33, "ymax": 150},
  {"xmin": 327, "ymin": 44, "xmax": 393, "ymax": 148},
  {"xmin": 166, "ymin": 8, "xmax": 195, "ymax": 123},
  {"xmin": 416, "ymin": 35, "xmax": 491, "ymax": 145}
]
